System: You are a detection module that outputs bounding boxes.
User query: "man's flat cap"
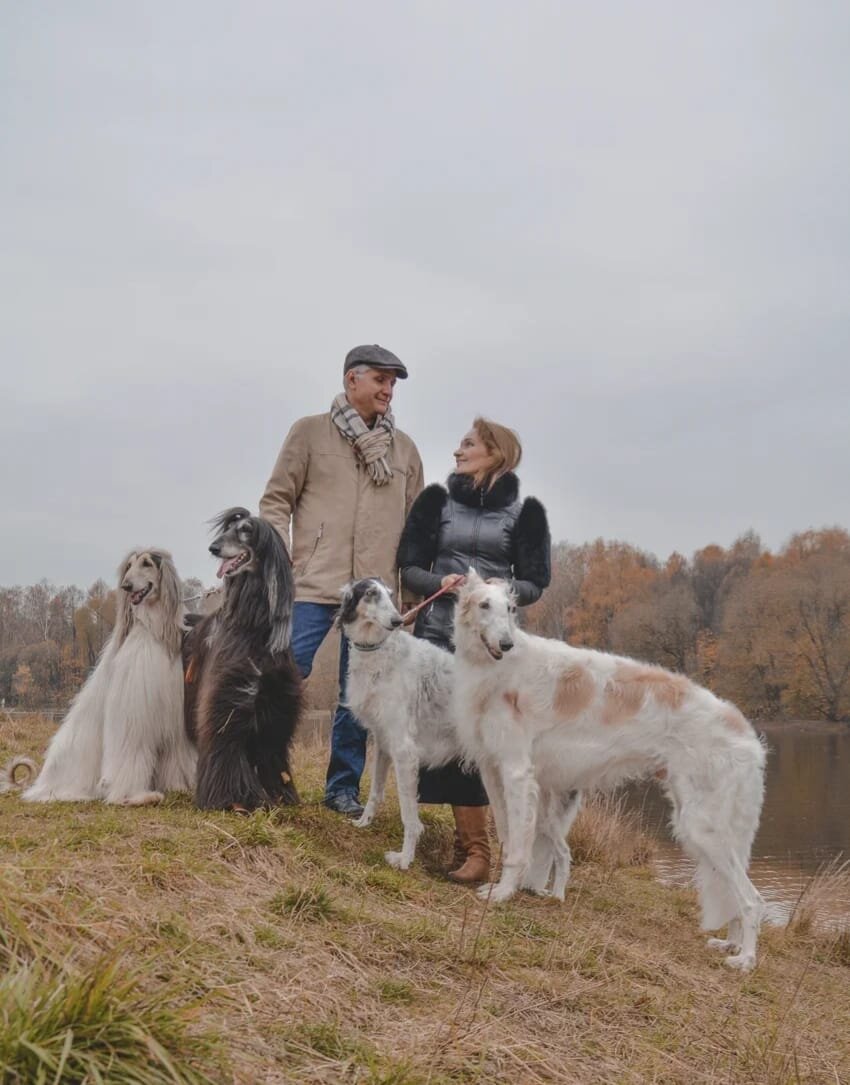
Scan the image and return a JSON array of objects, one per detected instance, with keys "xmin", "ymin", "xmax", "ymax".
[{"xmin": 344, "ymin": 344, "xmax": 408, "ymax": 379}]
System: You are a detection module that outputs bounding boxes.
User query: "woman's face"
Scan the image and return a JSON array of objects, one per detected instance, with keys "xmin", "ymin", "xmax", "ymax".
[{"xmin": 454, "ymin": 428, "xmax": 496, "ymax": 478}]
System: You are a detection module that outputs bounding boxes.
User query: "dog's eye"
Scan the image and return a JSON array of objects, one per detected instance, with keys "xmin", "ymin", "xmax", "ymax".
[
  {"xmin": 142, "ymin": 558, "xmax": 152, "ymax": 567},
  {"xmin": 479, "ymin": 601, "xmax": 490, "ymax": 610}
]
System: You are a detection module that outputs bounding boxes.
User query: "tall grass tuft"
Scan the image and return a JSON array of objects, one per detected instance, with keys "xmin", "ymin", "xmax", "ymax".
[
  {"xmin": 569, "ymin": 793, "xmax": 655, "ymax": 871},
  {"xmin": 786, "ymin": 856, "xmax": 850, "ymax": 964},
  {"xmin": 0, "ymin": 952, "xmax": 217, "ymax": 1085}
]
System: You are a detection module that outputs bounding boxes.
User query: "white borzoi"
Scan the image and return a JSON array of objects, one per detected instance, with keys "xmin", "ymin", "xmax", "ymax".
[
  {"xmin": 340, "ymin": 577, "xmax": 578, "ymax": 885},
  {"xmin": 452, "ymin": 571, "xmax": 766, "ymax": 971},
  {"xmin": 23, "ymin": 550, "xmax": 196, "ymax": 806},
  {"xmin": 339, "ymin": 578, "xmax": 460, "ymax": 870}
]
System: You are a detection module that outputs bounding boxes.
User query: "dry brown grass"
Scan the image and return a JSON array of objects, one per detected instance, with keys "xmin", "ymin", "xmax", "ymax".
[
  {"xmin": 569, "ymin": 793, "xmax": 655, "ymax": 871},
  {"xmin": 1, "ymin": 714, "xmax": 849, "ymax": 1085}
]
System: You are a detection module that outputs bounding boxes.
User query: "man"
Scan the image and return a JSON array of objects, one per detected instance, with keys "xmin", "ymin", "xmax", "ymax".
[{"xmin": 260, "ymin": 345, "xmax": 424, "ymax": 816}]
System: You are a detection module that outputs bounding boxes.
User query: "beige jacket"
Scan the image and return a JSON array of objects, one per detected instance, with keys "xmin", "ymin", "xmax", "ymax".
[{"xmin": 259, "ymin": 413, "xmax": 424, "ymax": 604}]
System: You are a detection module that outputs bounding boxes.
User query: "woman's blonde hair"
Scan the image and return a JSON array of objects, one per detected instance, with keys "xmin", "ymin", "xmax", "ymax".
[{"xmin": 471, "ymin": 417, "xmax": 522, "ymax": 489}]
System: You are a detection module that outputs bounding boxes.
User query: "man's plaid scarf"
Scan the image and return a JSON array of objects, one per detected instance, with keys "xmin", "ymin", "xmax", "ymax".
[{"xmin": 330, "ymin": 393, "xmax": 396, "ymax": 486}]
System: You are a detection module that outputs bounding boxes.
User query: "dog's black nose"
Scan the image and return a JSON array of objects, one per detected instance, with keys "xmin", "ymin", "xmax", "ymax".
[
  {"xmin": 121, "ymin": 582, "xmax": 132, "ymax": 592},
  {"xmin": 209, "ymin": 542, "xmax": 222, "ymax": 557},
  {"xmin": 499, "ymin": 640, "xmax": 514, "ymax": 652},
  {"xmin": 390, "ymin": 616, "xmax": 404, "ymax": 628}
]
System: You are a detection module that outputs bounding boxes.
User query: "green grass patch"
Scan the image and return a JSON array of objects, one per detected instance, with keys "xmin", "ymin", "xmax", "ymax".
[
  {"xmin": 0, "ymin": 953, "xmax": 219, "ymax": 1085},
  {"xmin": 268, "ymin": 883, "xmax": 334, "ymax": 922}
]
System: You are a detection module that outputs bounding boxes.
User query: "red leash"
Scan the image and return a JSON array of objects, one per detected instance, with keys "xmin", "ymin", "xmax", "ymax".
[{"xmin": 401, "ymin": 575, "xmax": 466, "ymax": 626}]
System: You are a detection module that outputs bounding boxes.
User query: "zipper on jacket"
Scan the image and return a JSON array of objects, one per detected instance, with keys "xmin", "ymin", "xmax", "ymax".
[{"xmin": 470, "ymin": 490, "xmax": 484, "ymax": 571}]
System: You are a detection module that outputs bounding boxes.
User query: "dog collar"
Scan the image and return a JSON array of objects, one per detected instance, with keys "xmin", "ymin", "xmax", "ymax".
[{"xmin": 349, "ymin": 640, "xmax": 385, "ymax": 652}]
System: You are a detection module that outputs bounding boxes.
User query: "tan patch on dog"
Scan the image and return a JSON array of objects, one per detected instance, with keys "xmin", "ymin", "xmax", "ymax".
[
  {"xmin": 721, "ymin": 703, "xmax": 749, "ymax": 734},
  {"xmin": 604, "ymin": 662, "xmax": 689, "ymax": 724},
  {"xmin": 602, "ymin": 673, "xmax": 647, "ymax": 725},
  {"xmin": 503, "ymin": 689, "xmax": 522, "ymax": 720},
  {"xmin": 553, "ymin": 665, "xmax": 595, "ymax": 720},
  {"xmin": 654, "ymin": 766, "xmax": 668, "ymax": 781}
]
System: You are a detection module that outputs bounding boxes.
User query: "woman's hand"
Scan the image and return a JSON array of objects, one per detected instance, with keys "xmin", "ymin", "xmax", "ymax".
[{"xmin": 440, "ymin": 574, "xmax": 465, "ymax": 594}]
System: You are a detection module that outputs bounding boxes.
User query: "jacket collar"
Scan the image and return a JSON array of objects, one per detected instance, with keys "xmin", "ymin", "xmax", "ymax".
[{"xmin": 447, "ymin": 471, "xmax": 519, "ymax": 510}]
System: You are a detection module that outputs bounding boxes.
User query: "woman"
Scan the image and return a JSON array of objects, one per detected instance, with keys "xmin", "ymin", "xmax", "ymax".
[{"xmin": 396, "ymin": 417, "xmax": 551, "ymax": 883}]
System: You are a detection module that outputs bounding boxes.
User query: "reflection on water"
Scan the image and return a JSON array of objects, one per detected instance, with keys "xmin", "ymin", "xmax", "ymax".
[{"xmin": 620, "ymin": 725, "xmax": 850, "ymax": 926}]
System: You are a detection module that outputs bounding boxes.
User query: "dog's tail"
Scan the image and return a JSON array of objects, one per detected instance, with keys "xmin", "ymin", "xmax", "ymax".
[{"xmin": 0, "ymin": 756, "xmax": 37, "ymax": 794}]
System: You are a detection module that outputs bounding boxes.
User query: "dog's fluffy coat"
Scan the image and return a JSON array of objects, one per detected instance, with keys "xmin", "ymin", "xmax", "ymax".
[
  {"xmin": 339, "ymin": 578, "xmax": 462, "ymax": 868},
  {"xmin": 183, "ymin": 508, "xmax": 302, "ymax": 811},
  {"xmin": 452, "ymin": 572, "xmax": 766, "ymax": 970},
  {"xmin": 24, "ymin": 550, "xmax": 196, "ymax": 805}
]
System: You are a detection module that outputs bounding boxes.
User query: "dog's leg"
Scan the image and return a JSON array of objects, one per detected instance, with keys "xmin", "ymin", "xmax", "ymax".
[
  {"xmin": 156, "ymin": 732, "xmax": 198, "ymax": 794},
  {"xmin": 101, "ymin": 723, "xmax": 163, "ymax": 806},
  {"xmin": 477, "ymin": 758, "xmax": 509, "ymax": 850},
  {"xmin": 523, "ymin": 788, "xmax": 578, "ymax": 899},
  {"xmin": 707, "ymin": 917, "xmax": 743, "ymax": 954},
  {"xmin": 354, "ymin": 742, "xmax": 390, "ymax": 828},
  {"xmin": 548, "ymin": 791, "xmax": 581, "ymax": 901},
  {"xmin": 521, "ymin": 830, "xmax": 555, "ymax": 895},
  {"xmin": 680, "ymin": 821, "xmax": 763, "ymax": 971},
  {"xmin": 154, "ymin": 663, "xmax": 197, "ymax": 795},
  {"xmin": 478, "ymin": 754, "xmax": 538, "ymax": 904},
  {"xmin": 384, "ymin": 741, "xmax": 423, "ymax": 871},
  {"xmin": 195, "ymin": 674, "xmax": 271, "ymax": 811}
]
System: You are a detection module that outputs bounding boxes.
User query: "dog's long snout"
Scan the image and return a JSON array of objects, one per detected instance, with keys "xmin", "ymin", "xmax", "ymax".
[{"xmin": 499, "ymin": 639, "xmax": 514, "ymax": 653}]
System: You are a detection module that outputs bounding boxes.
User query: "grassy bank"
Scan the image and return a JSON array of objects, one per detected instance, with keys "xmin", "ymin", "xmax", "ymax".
[{"xmin": 1, "ymin": 715, "xmax": 849, "ymax": 1085}]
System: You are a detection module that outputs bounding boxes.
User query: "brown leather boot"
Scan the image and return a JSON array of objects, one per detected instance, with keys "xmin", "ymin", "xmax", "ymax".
[{"xmin": 448, "ymin": 805, "xmax": 491, "ymax": 884}]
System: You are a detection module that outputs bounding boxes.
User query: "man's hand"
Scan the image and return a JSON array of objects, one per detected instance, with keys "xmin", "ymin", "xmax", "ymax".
[{"xmin": 440, "ymin": 574, "xmax": 465, "ymax": 594}]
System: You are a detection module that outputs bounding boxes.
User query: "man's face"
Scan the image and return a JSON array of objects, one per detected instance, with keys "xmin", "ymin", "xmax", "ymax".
[{"xmin": 346, "ymin": 367, "xmax": 398, "ymax": 422}]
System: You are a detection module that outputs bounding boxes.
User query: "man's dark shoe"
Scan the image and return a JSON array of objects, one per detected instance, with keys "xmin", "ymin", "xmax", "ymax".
[{"xmin": 324, "ymin": 793, "xmax": 364, "ymax": 818}]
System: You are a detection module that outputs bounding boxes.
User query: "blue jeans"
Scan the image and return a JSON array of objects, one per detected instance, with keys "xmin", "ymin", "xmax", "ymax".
[{"xmin": 291, "ymin": 601, "xmax": 366, "ymax": 802}]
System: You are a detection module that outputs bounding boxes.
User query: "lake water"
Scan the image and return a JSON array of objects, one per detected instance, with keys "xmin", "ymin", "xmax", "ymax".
[{"xmin": 622, "ymin": 725, "xmax": 850, "ymax": 926}]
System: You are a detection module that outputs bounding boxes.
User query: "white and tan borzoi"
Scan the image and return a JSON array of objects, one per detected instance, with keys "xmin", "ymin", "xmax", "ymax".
[
  {"xmin": 24, "ymin": 550, "xmax": 196, "ymax": 806},
  {"xmin": 340, "ymin": 577, "xmax": 579, "ymax": 883},
  {"xmin": 452, "ymin": 571, "xmax": 766, "ymax": 971}
]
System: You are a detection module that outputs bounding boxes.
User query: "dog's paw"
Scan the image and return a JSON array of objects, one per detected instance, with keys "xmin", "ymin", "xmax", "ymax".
[
  {"xmin": 114, "ymin": 790, "xmax": 165, "ymax": 807},
  {"xmin": 707, "ymin": 937, "xmax": 741, "ymax": 953},
  {"xmin": 384, "ymin": 851, "xmax": 410, "ymax": 870},
  {"xmin": 353, "ymin": 812, "xmax": 373, "ymax": 829},
  {"xmin": 476, "ymin": 882, "xmax": 515, "ymax": 904},
  {"xmin": 723, "ymin": 951, "xmax": 756, "ymax": 971}
]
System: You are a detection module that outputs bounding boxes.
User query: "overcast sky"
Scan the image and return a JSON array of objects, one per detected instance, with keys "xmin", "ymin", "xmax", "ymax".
[{"xmin": 2, "ymin": 1, "xmax": 849, "ymax": 589}]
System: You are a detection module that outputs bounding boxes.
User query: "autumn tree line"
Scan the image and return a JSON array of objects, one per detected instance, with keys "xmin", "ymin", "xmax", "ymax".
[{"xmin": 2, "ymin": 527, "xmax": 849, "ymax": 721}]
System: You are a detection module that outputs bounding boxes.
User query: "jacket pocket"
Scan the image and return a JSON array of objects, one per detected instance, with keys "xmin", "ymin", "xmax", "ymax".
[{"xmin": 298, "ymin": 522, "xmax": 324, "ymax": 576}]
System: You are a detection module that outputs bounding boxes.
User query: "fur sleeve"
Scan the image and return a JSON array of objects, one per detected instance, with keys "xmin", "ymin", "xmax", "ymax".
[
  {"xmin": 512, "ymin": 496, "xmax": 552, "ymax": 604},
  {"xmin": 396, "ymin": 483, "xmax": 447, "ymax": 597}
]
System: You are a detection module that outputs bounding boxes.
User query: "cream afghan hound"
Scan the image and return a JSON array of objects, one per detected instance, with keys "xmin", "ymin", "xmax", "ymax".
[
  {"xmin": 452, "ymin": 571, "xmax": 766, "ymax": 971},
  {"xmin": 23, "ymin": 550, "xmax": 196, "ymax": 805}
]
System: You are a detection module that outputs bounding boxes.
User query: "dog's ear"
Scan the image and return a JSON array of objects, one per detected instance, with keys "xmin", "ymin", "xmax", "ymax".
[
  {"xmin": 335, "ymin": 583, "xmax": 355, "ymax": 630},
  {"xmin": 209, "ymin": 506, "xmax": 252, "ymax": 534},
  {"xmin": 114, "ymin": 551, "xmax": 138, "ymax": 649},
  {"xmin": 119, "ymin": 552, "xmax": 137, "ymax": 580},
  {"xmin": 465, "ymin": 568, "xmax": 484, "ymax": 588}
]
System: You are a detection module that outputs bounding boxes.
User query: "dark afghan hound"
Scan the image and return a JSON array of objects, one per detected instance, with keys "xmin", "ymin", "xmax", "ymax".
[{"xmin": 183, "ymin": 507, "xmax": 302, "ymax": 811}]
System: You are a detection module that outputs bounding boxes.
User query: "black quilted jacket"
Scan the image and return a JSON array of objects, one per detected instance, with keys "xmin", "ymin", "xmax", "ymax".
[{"xmin": 396, "ymin": 471, "xmax": 551, "ymax": 644}]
